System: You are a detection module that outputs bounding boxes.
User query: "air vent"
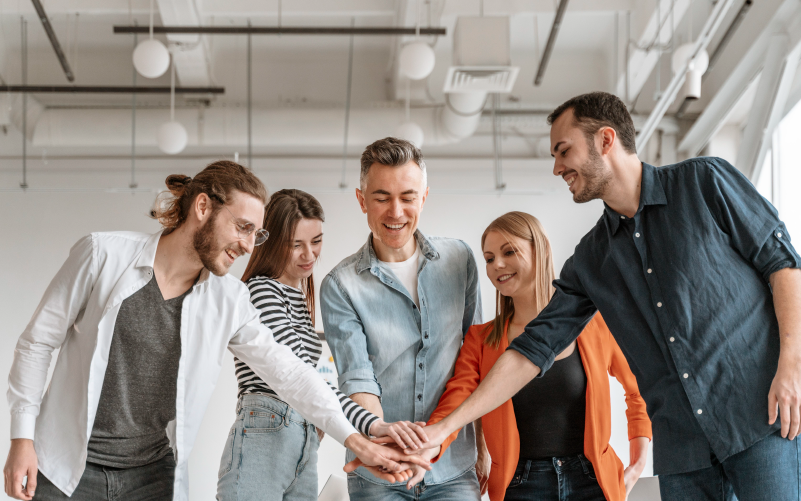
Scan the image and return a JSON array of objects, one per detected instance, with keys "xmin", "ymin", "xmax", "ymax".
[{"xmin": 443, "ymin": 66, "xmax": 520, "ymax": 93}]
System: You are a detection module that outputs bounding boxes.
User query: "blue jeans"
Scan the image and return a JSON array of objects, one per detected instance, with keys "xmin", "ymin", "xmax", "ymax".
[
  {"xmin": 659, "ymin": 430, "xmax": 800, "ymax": 501},
  {"xmin": 347, "ymin": 466, "xmax": 480, "ymax": 501},
  {"xmin": 33, "ymin": 454, "xmax": 175, "ymax": 500},
  {"xmin": 503, "ymin": 454, "xmax": 605, "ymax": 501},
  {"xmin": 216, "ymin": 394, "xmax": 320, "ymax": 501}
]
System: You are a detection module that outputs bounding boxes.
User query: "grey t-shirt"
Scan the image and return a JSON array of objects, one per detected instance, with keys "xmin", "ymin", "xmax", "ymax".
[{"xmin": 86, "ymin": 276, "xmax": 189, "ymax": 468}]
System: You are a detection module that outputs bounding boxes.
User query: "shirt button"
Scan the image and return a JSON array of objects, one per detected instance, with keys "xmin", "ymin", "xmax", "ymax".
[
  {"xmin": 620, "ymin": 216, "xmax": 625, "ymax": 219},
  {"xmin": 635, "ymin": 232, "xmax": 641, "ymax": 238},
  {"xmin": 657, "ymin": 302, "xmax": 663, "ymax": 307},
  {"xmin": 683, "ymin": 373, "xmax": 689, "ymax": 379},
  {"xmin": 647, "ymin": 268, "xmax": 652, "ymax": 274},
  {"xmin": 697, "ymin": 409, "xmax": 703, "ymax": 415},
  {"xmin": 424, "ymin": 333, "xmax": 429, "ymax": 339},
  {"xmin": 417, "ymin": 394, "xmax": 422, "ymax": 401},
  {"xmin": 419, "ymin": 363, "xmax": 423, "ymax": 369},
  {"xmin": 557, "ymin": 460, "xmax": 562, "ymax": 466},
  {"xmin": 777, "ymin": 232, "xmax": 783, "ymax": 238},
  {"xmin": 670, "ymin": 337, "xmax": 675, "ymax": 342}
]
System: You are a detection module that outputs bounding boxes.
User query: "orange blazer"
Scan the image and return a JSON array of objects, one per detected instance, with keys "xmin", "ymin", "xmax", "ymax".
[{"xmin": 428, "ymin": 314, "xmax": 652, "ymax": 501}]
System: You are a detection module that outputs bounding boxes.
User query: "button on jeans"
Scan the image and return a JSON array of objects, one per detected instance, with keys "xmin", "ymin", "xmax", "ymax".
[
  {"xmin": 33, "ymin": 454, "xmax": 175, "ymax": 500},
  {"xmin": 504, "ymin": 454, "xmax": 605, "ymax": 501},
  {"xmin": 216, "ymin": 394, "xmax": 319, "ymax": 501}
]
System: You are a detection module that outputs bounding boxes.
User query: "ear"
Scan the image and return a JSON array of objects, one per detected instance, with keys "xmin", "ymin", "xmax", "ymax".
[
  {"xmin": 192, "ymin": 193, "xmax": 215, "ymax": 224},
  {"xmin": 355, "ymin": 188, "xmax": 368, "ymax": 215},
  {"xmin": 600, "ymin": 127, "xmax": 616, "ymax": 156},
  {"xmin": 419, "ymin": 186, "xmax": 429, "ymax": 213}
]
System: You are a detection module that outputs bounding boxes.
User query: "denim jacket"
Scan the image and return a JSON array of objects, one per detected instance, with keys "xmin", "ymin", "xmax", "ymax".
[{"xmin": 322, "ymin": 231, "xmax": 482, "ymax": 485}]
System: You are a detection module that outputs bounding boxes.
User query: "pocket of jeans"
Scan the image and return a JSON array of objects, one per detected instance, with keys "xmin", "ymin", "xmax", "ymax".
[
  {"xmin": 218, "ymin": 427, "xmax": 236, "ymax": 479},
  {"xmin": 245, "ymin": 410, "xmax": 283, "ymax": 432},
  {"xmin": 506, "ymin": 468, "xmax": 524, "ymax": 489}
]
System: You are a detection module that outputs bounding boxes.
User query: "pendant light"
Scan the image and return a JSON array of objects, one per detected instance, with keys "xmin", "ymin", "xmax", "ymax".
[
  {"xmin": 133, "ymin": 0, "xmax": 170, "ymax": 79},
  {"xmin": 157, "ymin": 57, "xmax": 187, "ymax": 154}
]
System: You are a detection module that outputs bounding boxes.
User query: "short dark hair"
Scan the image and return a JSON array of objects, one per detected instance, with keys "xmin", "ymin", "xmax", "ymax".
[
  {"xmin": 360, "ymin": 137, "xmax": 427, "ymax": 190},
  {"xmin": 547, "ymin": 92, "xmax": 637, "ymax": 154}
]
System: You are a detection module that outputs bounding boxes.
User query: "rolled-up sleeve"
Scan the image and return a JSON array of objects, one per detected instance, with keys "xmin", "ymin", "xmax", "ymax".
[
  {"xmin": 703, "ymin": 159, "xmax": 801, "ymax": 281},
  {"xmin": 508, "ymin": 254, "xmax": 597, "ymax": 376},
  {"xmin": 320, "ymin": 273, "xmax": 381, "ymax": 398}
]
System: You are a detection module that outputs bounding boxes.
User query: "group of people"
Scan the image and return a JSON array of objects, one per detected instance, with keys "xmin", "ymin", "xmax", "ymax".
[{"xmin": 4, "ymin": 91, "xmax": 800, "ymax": 501}]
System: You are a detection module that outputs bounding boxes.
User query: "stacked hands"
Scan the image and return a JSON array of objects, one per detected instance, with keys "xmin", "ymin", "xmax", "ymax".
[{"xmin": 347, "ymin": 420, "xmax": 490, "ymax": 493}]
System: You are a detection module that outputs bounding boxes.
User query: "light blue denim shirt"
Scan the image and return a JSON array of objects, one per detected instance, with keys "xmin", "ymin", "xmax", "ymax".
[{"xmin": 321, "ymin": 231, "xmax": 482, "ymax": 486}]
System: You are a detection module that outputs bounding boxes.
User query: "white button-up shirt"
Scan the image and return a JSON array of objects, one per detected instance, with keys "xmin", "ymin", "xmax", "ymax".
[{"xmin": 7, "ymin": 231, "xmax": 357, "ymax": 499}]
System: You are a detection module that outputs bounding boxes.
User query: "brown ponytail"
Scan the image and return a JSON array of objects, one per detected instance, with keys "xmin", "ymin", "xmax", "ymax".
[{"xmin": 151, "ymin": 161, "xmax": 268, "ymax": 231}]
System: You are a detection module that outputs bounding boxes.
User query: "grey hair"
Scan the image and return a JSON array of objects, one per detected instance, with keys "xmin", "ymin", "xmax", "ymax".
[{"xmin": 359, "ymin": 137, "xmax": 428, "ymax": 190}]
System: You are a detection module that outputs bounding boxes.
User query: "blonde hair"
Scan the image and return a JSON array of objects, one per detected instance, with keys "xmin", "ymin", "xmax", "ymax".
[{"xmin": 481, "ymin": 211, "xmax": 556, "ymax": 348}]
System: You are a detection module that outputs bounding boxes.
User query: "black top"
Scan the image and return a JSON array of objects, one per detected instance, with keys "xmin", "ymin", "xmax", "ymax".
[
  {"xmin": 512, "ymin": 347, "xmax": 586, "ymax": 460},
  {"xmin": 508, "ymin": 158, "xmax": 801, "ymax": 475},
  {"xmin": 87, "ymin": 276, "xmax": 189, "ymax": 468}
]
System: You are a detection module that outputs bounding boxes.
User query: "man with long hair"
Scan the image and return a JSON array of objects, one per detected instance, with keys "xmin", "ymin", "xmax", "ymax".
[
  {"xmin": 3, "ymin": 161, "xmax": 429, "ymax": 501},
  {"xmin": 415, "ymin": 92, "xmax": 801, "ymax": 501}
]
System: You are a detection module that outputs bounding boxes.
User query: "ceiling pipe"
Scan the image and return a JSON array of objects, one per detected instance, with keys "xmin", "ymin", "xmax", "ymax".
[
  {"xmin": 636, "ymin": 0, "xmax": 736, "ymax": 151},
  {"xmin": 30, "ymin": 0, "xmax": 74, "ymax": 82},
  {"xmin": 534, "ymin": 0, "xmax": 569, "ymax": 86},
  {"xmin": 114, "ymin": 25, "xmax": 446, "ymax": 36},
  {"xmin": 27, "ymin": 102, "xmax": 486, "ymax": 150}
]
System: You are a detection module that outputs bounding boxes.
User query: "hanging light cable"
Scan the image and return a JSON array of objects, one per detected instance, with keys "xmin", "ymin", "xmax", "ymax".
[{"xmin": 157, "ymin": 53, "xmax": 188, "ymax": 155}]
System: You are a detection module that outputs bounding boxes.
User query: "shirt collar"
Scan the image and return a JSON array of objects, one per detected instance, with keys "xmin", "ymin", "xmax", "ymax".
[
  {"xmin": 356, "ymin": 229, "xmax": 439, "ymax": 274},
  {"xmin": 135, "ymin": 229, "xmax": 211, "ymax": 286},
  {"xmin": 604, "ymin": 162, "xmax": 667, "ymax": 234}
]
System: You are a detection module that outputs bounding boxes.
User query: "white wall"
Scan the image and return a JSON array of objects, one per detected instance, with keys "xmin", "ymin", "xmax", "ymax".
[{"xmin": 0, "ymin": 156, "xmax": 652, "ymax": 499}]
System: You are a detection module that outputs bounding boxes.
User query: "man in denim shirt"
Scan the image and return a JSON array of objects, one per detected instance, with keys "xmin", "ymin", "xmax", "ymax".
[
  {"xmin": 322, "ymin": 138, "xmax": 485, "ymax": 500},
  {"xmin": 418, "ymin": 93, "xmax": 801, "ymax": 501}
]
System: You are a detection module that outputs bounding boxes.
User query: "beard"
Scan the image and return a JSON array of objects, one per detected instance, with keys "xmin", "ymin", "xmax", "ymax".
[
  {"xmin": 573, "ymin": 140, "xmax": 611, "ymax": 204},
  {"xmin": 192, "ymin": 210, "xmax": 230, "ymax": 277}
]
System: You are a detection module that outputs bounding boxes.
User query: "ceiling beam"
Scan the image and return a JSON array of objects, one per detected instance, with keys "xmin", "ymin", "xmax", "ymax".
[
  {"xmin": 678, "ymin": 0, "xmax": 801, "ymax": 157},
  {"xmin": 30, "ymin": 0, "xmax": 75, "ymax": 82},
  {"xmin": 736, "ymin": 32, "xmax": 801, "ymax": 181},
  {"xmin": 113, "ymin": 25, "xmax": 447, "ymax": 35},
  {"xmin": 0, "ymin": 85, "xmax": 223, "ymax": 94}
]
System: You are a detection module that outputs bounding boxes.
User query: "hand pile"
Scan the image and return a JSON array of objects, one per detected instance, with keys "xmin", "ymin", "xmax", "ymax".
[{"xmin": 344, "ymin": 420, "xmax": 450, "ymax": 490}]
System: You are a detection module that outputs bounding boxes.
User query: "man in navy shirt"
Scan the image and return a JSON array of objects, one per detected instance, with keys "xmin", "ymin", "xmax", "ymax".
[{"xmin": 417, "ymin": 92, "xmax": 801, "ymax": 500}]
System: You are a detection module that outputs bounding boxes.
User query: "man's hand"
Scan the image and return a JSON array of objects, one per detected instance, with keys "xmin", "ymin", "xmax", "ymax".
[
  {"xmin": 4, "ymin": 439, "xmax": 38, "ymax": 500},
  {"xmin": 623, "ymin": 436, "xmax": 649, "ymax": 497},
  {"xmin": 343, "ymin": 434, "xmax": 431, "ymax": 483},
  {"xmin": 769, "ymin": 353, "xmax": 801, "ymax": 439},
  {"xmin": 401, "ymin": 445, "xmax": 440, "ymax": 490},
  {"xmin": 370, "ymin": 420, "xmax": 428, "ymax": 450}
]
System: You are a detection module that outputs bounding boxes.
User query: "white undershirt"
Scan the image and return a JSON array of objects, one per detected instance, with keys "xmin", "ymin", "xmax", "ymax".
[{"xmin": 380, "ymin": 244, "xmax": 421, "ymax": 308}]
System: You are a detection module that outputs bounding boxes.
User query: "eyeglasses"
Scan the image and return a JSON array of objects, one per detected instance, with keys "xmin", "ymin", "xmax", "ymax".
[{"xmin": 222, "ymin": 205, "xmax": 269, "ymax": 246}]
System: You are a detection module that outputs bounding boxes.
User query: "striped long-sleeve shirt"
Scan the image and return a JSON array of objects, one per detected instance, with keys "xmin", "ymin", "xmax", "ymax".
[{"xmin": 235, "ymin": 276, "xmax": 379, "ymax": 436}]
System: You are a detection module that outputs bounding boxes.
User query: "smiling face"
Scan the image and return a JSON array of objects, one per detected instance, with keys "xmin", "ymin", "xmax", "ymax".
[
  {"xmin": 192, "ymin": 191, "xmax": 266, "ymax": 276},
  {"xmin": 356, "ymin": 161, "xmax": 428, "ymax": 260},
  {"xmin": 483, "ymin": 230, "xmax": 536, "ymax": 299},
  {"xmin": 277, "ymin": 217, "xmax": 323, "ymax": 288},
  {"xmin": 550, "ymin": 108, "xmax": 612, "ymax": 204}
]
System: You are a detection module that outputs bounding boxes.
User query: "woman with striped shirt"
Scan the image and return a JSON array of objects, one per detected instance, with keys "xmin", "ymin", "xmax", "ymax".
[{"xmin": 217, "ymin": 189, "xmax": 426, "ymax": 501}]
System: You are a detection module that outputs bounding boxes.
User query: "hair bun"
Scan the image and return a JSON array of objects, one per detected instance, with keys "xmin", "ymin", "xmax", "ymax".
[{"xmin": 165, "ymin": 174, "xmax": 192, "ymax": 196}]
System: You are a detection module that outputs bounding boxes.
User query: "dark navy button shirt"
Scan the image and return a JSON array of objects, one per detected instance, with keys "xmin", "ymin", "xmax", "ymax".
[{"xmin": 509, "ymin": 157, "xmax": 801, "ymax": 475}]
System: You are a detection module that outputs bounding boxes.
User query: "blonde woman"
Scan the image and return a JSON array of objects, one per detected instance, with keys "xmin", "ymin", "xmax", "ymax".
[{"xmin": 423, "ymin": 212, "xmax": 652, "ymax": 501}]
